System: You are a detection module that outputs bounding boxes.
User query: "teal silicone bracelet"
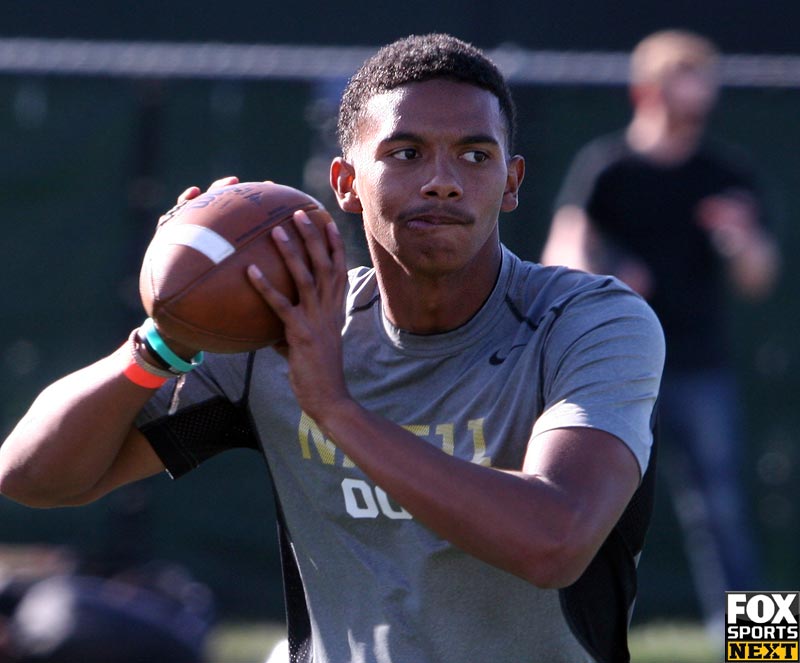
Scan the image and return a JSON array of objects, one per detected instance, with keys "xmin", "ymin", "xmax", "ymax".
[{"xmin": 141, "ymin": 318, "xmax": 204, "ymax": 374}]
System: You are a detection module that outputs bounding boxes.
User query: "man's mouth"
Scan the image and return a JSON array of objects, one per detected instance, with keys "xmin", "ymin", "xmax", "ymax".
[{"xmin": 400, "ymin": 208, "xmax": 473, "ymax": 229}]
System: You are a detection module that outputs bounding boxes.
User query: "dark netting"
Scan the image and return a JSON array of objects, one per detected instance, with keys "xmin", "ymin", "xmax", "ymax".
[
  {"xmin": 141, "ymin": 396, "xmax": 259, "ymax": 477},
  {"xmin": 276, "ymin": 502, "xmax": 313, "ymax": 663},
  {"xmin": 559, "ymin": 404, "xmax": 660, "ymax": 663}
]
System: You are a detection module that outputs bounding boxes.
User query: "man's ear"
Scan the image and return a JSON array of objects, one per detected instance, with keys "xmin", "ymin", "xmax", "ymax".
[
  {"xmin": 500, "ymin": 155, "xmax": 525, "ymax": 213},
  {"xmin": 330, "ymin": 157, "xmax": 362, "ymax": 214},
  {"xmin": 630, "ymin": 81, "xmax": 661, "ymax": 109}
]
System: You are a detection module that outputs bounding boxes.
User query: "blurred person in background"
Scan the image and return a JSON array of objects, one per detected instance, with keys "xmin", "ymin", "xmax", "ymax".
[{"xmin": 541, "ymin": 29, "xmax": 780, "ymax": 634}]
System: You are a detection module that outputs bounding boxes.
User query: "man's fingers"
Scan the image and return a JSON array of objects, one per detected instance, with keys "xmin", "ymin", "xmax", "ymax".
[
  {"xmin": 326, "ymin": 221, "xmax": 347, "ymax": 279},
  {"xmin": 176, "ymin": 186, "xmax": 201, "ymax": 203},
  {"xmin": 247, "ymin": 264, "xmax": 294, "ymax": 318},
  {"xmin": 292, "ymin": 211, "xmax": 334, "ymax": 275},
  {"xmin": 271, "ymin": 224, "xmax": 318, "ymax": 302},
  {"xmin": 175, "ymin": 176, "xmax": 238, "ymax": 205},
  {"xmin": 290, "ymin": 212, "xmax": 346, "ymax": 287},
  {"xmin": 209, "ymin": 175, "xmax": 239, "ymax": 190},
  {"xmin": 249, "ymin": 215, "xmax": 345, "ymax": 331},
  {"xmin": 286, "ymin": 215, "xmax": 347, "ymax": 320}
]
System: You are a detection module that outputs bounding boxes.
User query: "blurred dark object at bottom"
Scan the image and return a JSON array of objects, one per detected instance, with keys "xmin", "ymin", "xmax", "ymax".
[{"xmin": 0, "ymin": 556, "xmax": 214, "ymax": 663}]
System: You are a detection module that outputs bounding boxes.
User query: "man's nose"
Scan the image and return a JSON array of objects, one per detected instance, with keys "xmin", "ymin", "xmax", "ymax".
[{"xmin": 420, "ymin": 156, "xmax": 463, "ymax": 199}]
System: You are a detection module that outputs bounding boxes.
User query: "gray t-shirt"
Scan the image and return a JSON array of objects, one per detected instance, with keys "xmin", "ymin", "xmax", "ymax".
[{"xmin": 137, "ymin": 245, "xmax": 664, "ymax": 663}]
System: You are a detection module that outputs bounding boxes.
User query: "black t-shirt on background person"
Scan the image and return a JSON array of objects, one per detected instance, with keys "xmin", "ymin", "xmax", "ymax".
[{"xmin": 555, "ymin": 132, "xmax": 765, "ymax": 371}]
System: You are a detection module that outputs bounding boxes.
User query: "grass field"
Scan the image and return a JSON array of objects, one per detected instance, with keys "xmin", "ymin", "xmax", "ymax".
[
  {"xmin": 206, "ymin": 620, "xmax": 719, "ymax": 662},
  {"xmin": 628, "ymin": 621, "xmax": 718, "ymax": 662}
]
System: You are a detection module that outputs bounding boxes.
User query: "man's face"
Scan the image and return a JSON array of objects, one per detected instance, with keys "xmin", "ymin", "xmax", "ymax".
[
  {"xmin": 661, "ymin": 63, "xmax": 719, "ymax": 123},
  {"xmin": 340, "ymin": 79, "xmax": 523, "ymax": 278}
]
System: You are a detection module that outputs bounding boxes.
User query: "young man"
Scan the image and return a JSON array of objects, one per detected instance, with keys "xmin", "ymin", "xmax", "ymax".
[
  {"xmin": 0, "ymin": 34, "xmax": 664, "ymax": 662},
  {"xmin": 542, "ymin": 30, "xmax": 779, "ymax": 633}
]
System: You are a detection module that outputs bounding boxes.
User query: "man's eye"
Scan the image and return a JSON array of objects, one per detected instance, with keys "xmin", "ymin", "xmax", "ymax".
[
  {"xmin": 462, "ymin": 150, "xmax": 489, "ymax": 163},
  {"xmin": 391, "ymin": 148, "xmax": 419, "ymax": 160}
]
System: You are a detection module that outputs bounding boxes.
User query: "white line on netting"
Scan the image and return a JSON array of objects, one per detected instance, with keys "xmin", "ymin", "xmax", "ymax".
[{"xmin": 1, "ymin": 38, "xmax": 799, "ymax": 88}]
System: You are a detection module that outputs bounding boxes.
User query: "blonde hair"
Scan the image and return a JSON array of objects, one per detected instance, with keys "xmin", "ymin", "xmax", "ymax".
[{"xmin": 630, "ymin": 30, "xmax": 719, "ymax": 85}]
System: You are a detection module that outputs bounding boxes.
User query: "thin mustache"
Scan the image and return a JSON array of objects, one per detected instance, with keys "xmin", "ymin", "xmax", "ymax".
[{"xmin": 398, "ymin": 205, "xmax": 474, "ymax": 225}]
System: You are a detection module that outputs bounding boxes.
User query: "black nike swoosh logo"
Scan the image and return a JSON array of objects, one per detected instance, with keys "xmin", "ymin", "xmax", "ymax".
[
  {"xmin": 489, "ymin": 343, "xmax": 528, "ymax": 365},
  {"xmin": 489, "ymin": 295, "xmax": 546, "ymax": 364}
]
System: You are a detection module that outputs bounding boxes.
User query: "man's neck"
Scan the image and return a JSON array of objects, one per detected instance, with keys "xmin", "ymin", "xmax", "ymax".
[
  {"xmin": 370, "ymin": 240, "xmax": 502, "ymax": 335},
  {"xmin": 626, "ymin": 110, "xmax": 704, "ymax": 165}
]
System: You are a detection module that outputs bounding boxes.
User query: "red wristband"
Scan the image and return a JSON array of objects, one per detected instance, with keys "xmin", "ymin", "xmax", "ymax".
[
  {"xmin": 117, "ymin": 331, "xmax": 171, "ymax": 389},
  {"xmin": 123, "ymin": 362, "xmax": 170, "ymax": 389}
]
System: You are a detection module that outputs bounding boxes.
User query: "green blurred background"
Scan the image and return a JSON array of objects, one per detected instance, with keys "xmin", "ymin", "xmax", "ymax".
[{"xmin": 1, "ymin": 0, "xmax": 798, "ymax": 636}]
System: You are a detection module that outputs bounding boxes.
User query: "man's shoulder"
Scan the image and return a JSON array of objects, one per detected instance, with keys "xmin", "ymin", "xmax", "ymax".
[
  {"xmin": 555, "ymin": 131, "xmax": 632, "ymax": 209},
  {"xmin": 506, "ymin": 252, "xmax": 650, "ymax": 327},
  {"xmin": 569, "ymin": 130, "xmax": 632, "ymax": 173},
  {"xmin": 514, "ymin": 258, "xmax": 664, "ymax": 359},
  {"xmin": 345, "ymin": 265, "xmax": 379, "ymax": 313},
  {"xmin": 509, "ymin": 249, "xmax": 620, "ymax": 293}
]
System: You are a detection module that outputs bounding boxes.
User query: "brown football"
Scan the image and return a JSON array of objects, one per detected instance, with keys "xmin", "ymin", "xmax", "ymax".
[{"xmin": 139, "ymin": 181, "xmax": 334, "ymax": 353}]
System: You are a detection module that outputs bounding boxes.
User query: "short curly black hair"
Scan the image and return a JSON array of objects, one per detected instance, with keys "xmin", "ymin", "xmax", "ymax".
[{"xmin": 337, "ymin": 33, "xmax": 517, "ymax": 157}]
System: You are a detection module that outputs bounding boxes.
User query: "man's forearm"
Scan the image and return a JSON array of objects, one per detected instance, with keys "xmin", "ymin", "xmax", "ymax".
[
  {"xmin": 0, "ymin": 353, "xmax": 159, "ymax": 506},
  {"xmin": 314, "ymin": 399, "xmax": 628, "ymax": 589}
]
